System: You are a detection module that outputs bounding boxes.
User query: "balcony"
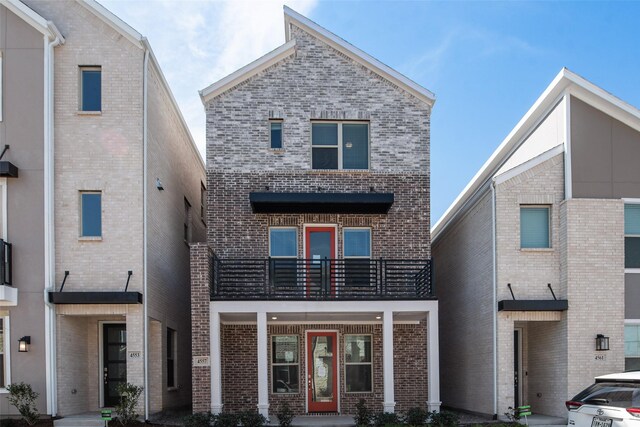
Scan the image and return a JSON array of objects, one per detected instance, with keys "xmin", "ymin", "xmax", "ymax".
[{"xmin": 210, "ymin": 255, "xmax": 433, "ymax": 301}]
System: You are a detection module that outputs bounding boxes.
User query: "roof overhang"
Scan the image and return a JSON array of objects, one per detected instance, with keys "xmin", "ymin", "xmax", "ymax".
[
  {"xmin": 498, "ymin": 299, "xmax": 568, "ymax": 312},
  {"xmin": 0, "ymin": 161, "xmax": 19, "ymax": 178},
  {"xmin": 0, "ymin": 0, "xmax": 64, "ymax": 42},
  {"xmin": 432, "ymin": 68, "xmax": 640, "ymax": 241},
  {"xmin": 249, "ymin": 192, "xmax": 394, "ymax": 214},
  {"xmin": 48, "ymin": 291, "xmax": 143, "ymax": 304}
]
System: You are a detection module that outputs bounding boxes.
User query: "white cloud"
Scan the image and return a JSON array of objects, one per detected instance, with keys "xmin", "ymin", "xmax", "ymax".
[{"xmin": 99, "ymin": 0, "xmax": 318, "ymax": 159}]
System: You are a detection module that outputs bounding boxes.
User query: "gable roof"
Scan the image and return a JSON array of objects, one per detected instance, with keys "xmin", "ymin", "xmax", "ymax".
[
  {"xmin": 431, "ymin": 68, "xmax": 640, "ymax": 241},
  {"xmin": 199, "ymin": 6, "xmax": 435, "ymax": 106},
  {"xmin": 1, "ymin": 0, "xmax": 64, "ymax": 41}
]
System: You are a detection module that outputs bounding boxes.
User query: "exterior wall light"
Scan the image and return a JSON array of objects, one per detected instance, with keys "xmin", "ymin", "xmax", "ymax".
[
  {"xmin": 18, "ymin": 336, "xmax": 31, "ymax": 352},
  {"xmin": 595, "ymin": 334, "xmax": 609, "ymax": 351}
]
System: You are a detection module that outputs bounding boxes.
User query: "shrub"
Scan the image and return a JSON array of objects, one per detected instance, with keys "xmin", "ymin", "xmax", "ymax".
[
  {"xmin": 6, "ymin": 382, "xmax": 39, "ymax": 426},
  {"xmin": 115, "ymin": 382, "xmax": 143, "ymax": 425},
  {"xmin": 373, "ymin": 411, "xmax": 402, "ymax": 427},
  {"xmin": 405, "ymin": 407, "xmax": 428, "ymax": 426},
  {"xmin": 214, "ymin": 413, "xmax": 239, "ymax": 427},
  {"xmin": 276, "ymin": 402, "xmax": 295, "ymax": 427},
  {"xmin": 354, "ymin": 399, "xmax": 372, "ymax": 426},
  {"xmin": 238, "ymin": 411, "xmax": 267, "ymax": 427},
  {"xmin": 428, "ymin": 410, "xmax": 459, "ymax": 427},
  {"xmin": 183, "ymin": 412, "xmax": 215, "ymax": 427}
]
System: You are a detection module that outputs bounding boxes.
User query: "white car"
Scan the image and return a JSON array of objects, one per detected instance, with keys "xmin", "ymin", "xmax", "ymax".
[{"xmin": 567, "ymin": 372, "xmax": 640, "ymax": 427}]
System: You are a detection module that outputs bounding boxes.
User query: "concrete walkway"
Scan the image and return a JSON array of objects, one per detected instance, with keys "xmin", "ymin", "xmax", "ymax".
[
  {"xmin": 53, "ymin": 413, "xmax": 106, "ymax": 427},
  {"xmin": 518, "ymin": 413, "xmax": 567, "ymax": 427},
  {"xmin": 270, "ymin": 415, "xmax": 355, "ymax": 427}
]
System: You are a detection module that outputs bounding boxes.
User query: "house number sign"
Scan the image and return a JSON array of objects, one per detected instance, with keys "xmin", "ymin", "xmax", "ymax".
[
  {"xmin": 128, "ymin": 351, "xmax": 142, "ymax": 359},
  {"xmin": 193, "ymin": 356, "xmax": 210, "ymax": 367}
]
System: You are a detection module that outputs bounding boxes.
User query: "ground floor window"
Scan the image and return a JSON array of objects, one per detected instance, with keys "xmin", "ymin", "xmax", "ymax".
[
  {"xmin": 625, "ymin": 324, "xmax": 640, "ymax": 371},
  {"xmin": 272, "ymin": 335, "xmax": 299, "ymax": 393},
  {"xmin": 344, "ymin": 335, "xmax": 372, "ymax": 392},
  {"xmin": 167, "ymin": 328, "xmax": 177, "ymax": 388}
]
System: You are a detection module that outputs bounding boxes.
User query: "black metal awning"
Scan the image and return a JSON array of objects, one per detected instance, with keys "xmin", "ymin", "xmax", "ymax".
[
  {"xmin": 249, "ymin": 192, "xmax": 394, "ymax": 214},
  {"xmin": 498, "ymin": 299, "xmax": 568, "ymax": 311},
  {"xmin": 0, "ymin": 161, "xmax": 18, "ymax": 178},
  {"xmin": 48, "ymin": 291, "xmax": 143, "ymax": 304}
]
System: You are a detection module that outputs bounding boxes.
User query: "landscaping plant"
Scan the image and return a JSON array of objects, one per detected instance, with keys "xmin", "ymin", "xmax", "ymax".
[
  {"xmin": 115, "ymin": 382, "xmax": 143, "ymax": 426},
  {"xmin": 6, "ymin": 382, "xmax": 39, "ymax": 426},
  {"xmin": 276, "ymin": 402, "xmax": 295, "ymax": 427},
  {"xmin": 354, "ymin": 398, "xmax": 372, "ymax": 426},
  {"xmin": 214, "ymin": 413, "xmax": 239, "ymax": 427},
  {"xmin": 374, "ymin": 411, "xmax": 402, "ymax": 427},
  {"xmin": 183, "ymin": 411, "xmax": 215, "ymax": 427},
  {"xmin": 405, "ymin": 407, "xmax": 428, "ymax": 426},
  {"xmin": 428, "ymin": 410, "xmax": 459, "ymax": 427},
  {"xmin": 238, "ymin": 410, "xmax": 267, "ymax": 427}
]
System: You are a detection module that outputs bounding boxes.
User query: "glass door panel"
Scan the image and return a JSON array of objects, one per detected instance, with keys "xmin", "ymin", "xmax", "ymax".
[
  {"xmin": 305, "ymin": 227, "xmax": 335, "ymax": 296},
  {"xmin": 307, "ymin": 332, "xmax": 337, "ymax": 412}
]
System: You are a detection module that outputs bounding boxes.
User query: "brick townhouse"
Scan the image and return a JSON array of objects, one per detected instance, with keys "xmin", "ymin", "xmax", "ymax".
[
  {"xmin": 432, "ymin": 69, "xmax": 640, "ymax": 419},
  {"xmin": 190, "ymin": 7, "xmax": 439, "ymax": 418},
  {"xmin": 0, "ymin": 0, "xmax": 205, "ymax": 421}
]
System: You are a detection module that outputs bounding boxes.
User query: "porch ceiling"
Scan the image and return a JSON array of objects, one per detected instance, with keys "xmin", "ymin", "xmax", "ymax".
[{"xmin": 219, "ymin": 311, "xmax": 427, "ymax": 323}]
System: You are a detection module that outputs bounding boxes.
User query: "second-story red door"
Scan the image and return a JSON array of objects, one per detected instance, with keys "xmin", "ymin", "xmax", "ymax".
[{"xmin": 305, "ymin": 227, "xmax": 336, "ymax": 296}]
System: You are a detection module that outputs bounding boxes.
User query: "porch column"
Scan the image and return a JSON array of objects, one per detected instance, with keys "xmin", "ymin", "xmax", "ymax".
[
  {"xmin": 426, "ymin": 308, "xmax": 441, "ymax": 412},
  {"xmin": 211, "ymin": 310, "xmax": 223, "ymax": 414},
  {"xmin": 383, "ymin": 310, "xmax": 395, "ymax": 413},
  {"xmin": 257, "ymin": 311, "xmax": 269, "ymax": 418}
]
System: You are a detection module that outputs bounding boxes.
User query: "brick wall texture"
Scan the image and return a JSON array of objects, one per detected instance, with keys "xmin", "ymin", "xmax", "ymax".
[{"xmin": 191, "ymin": 244, "xmax": 212, "ymax": 413}]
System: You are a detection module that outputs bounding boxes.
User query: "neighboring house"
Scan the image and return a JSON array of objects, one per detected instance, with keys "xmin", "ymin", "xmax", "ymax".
[
  {"xmin": 0, "ymin": 0, "xmax": 205, "ymax": 420},
  {"xmin": 432, "ymin": 68, "xmax": 640, "ymax": 419},
  {"xmin": 190, "ymin": 7, "xmax": 439, "ymax": 418}
]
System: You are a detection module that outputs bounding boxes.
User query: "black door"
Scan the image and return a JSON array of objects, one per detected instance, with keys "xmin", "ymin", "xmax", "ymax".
[{"xmin": 103, "ymin": 324, "xmax": 126, "ymax": 407}]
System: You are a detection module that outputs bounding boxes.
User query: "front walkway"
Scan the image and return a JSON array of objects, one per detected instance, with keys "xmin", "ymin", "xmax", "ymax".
[{"xmin": 270, "ymin": 415, "xmax": 355, "ymax": 427}]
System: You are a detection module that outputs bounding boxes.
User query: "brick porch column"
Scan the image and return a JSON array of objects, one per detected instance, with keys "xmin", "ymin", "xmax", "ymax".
[
  {"xmin": 191, "ymin": 243, "xmax": 212, "ymax": 413},
  {"xmin": 383, "ymin": 310, "xmax": 396, "ymax": 412}
]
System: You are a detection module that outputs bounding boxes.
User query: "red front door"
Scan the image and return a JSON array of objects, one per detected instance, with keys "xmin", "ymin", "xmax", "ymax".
[
  {"xmin": 305, "ymin": 227, "xmax": 336, "ymax": 296},
  {"xmin": 307, "ymin": 331, "xmax": 338, "ymax": 412}
]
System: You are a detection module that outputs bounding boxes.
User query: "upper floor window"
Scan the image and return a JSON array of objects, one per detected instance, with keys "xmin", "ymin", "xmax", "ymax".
[
  {"xmin": 625, "ymin": 204, "xmax": 640, "ymax": 268},
  {"xmin": 80, "ymin": 66, "xmax": 101, "ymax": 112},
  {"xmin": 520, "ymin": 206, "xmax": 550, "ymax": 249},
  {"xmin": 184, "ymin": 198, "xmax": 192, "ymax": 243},
  {"xmin": 270, "ymin": 121, "xmax": 283, "ymax": 149},
  {"xmin": 200, "ymin": 182, "xmax": 207, "ymax": 223},
  {"xmin": 311, "ymin": 122, "xmax": 369, "ymax": 170},
  {"xmin": 269, "ymin": 228, "xmax": 297, "ymax": 287},
  {"xmin": 80, "ymin": 192, "xmax": 102, "ymax": 238},
  {"xmin": 167, "ymin": 328, "xmax": 177, "ymax": 389},
  {"xmin": 344, "ymin": 228, "xmax": 371, "ymax": 286}
]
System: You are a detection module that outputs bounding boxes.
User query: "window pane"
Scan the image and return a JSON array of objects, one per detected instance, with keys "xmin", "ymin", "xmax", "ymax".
[
  {"xmin": 345, "ymin": 365, "xmax": 372, "ymax": 393},
  {"xmin": 345, "ymin": 336, "xmax": 371, "ymax": 363},
  {"xmin": 272, "ymin": 365, "xmax": 299, "ymax": 393},
  {"xmin": 520, "ymin": 207, "xmax": 549, "ymax": 248},
  {"xmin": 344, "ymin": 229, "xmax": 371, "ymax": 257},
  {"xmin": 312, "ymin": 148, "xmax": 338, "ymax": 169},
  {"xmin": 625, "ymin": 204, "xmax": 640, "ymax": 235},
  {"xmin": 271, "ymin": 122, "xmax": 282, "ymax": 149},
  {"xmin": 82, "ymin": 69, "xmax": 101, "ymax": 111},
  {"xmin": 626, "ymin": 358, "xmax": 640, "ymax": 371},
  {"xmin": 272, "ymin": 336, "xmax": 298, "ymax": 364},
  {"xmin": 625, "ymin": 325, "xmax": 640, "ymax": 357},
  {"xmin": 342, "ymin": 124, "xmax": 369, "ymax": 169},
  {"xmin": 270, "ymin": 229, "xmax": 297, "ymax": 257},
  {"xmin": 82, "ymin": 193, "xmax": 102, "ymax": 237},
  {"xmin": 626, "ymin": 237, "xmax": 640, "ymax": 268},
  {"xmin": 312, "ymin": 123, "xmax": 338, "ymax": 146}
]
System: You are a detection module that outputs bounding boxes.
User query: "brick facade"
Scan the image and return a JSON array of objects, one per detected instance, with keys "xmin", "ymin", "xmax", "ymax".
[{"xmin": 191, "ymin": 244, "xmax": 212, "ymax": 413}]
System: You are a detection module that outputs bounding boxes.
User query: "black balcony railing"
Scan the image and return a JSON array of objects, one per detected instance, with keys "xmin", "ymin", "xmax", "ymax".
[
  {"xmin": 0, "ymin": 239, "xmax": 12, "ymax": 286},
  {"xmin": 210, "ymin": 254, "xmax": 433, "ymax": 300}
]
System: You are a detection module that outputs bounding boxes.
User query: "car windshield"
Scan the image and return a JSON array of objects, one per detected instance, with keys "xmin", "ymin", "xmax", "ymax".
[{"xmin": 572, "ymin": 382, "xmax": 640, "ymax": 408}]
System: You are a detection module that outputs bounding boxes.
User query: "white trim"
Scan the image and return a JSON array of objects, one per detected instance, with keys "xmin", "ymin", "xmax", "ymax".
[
  {"xmin": 432, "ymin": 68, "xmax": 640, "ymax": 241},
  {"xmin": 625, "ymin": 319, "xmax": 640, "ymax": 325},
  {"xmin": 623, "ymin": 199, "xmax": 640, "ymax": 204},
  {"xmin": 210, "ymin": 310, "xmax": 223, "ymax": 414},
  {"xmin": 200, "ymin": 40, "xmax": 297, "ymax": 104},
  {"xmin": 426, "ymin": 308, "xmax": 441, "ymax": 413},
  {"xmin": 493, "ymin": 144, "xmax": 565, "ymax": 185},
  {"xmin": 343, "ymin": 334, "xmax": 373, "ymax": 394},
  {"xmin": 270, "ymin": 334, "xmax": 300, "ymax": 395},
  {"xmin": 0, "ymin": 0, "xmax": 64, "ymax": 41},
  {"xmin": 221, "ymin": 320, "xmax": 420, "ymax": 325},
  {"xmin": 0, "ymin": 316, "xmax": 11, "ymax": 393},
  {"xmin": 304, "ymin": 329, "xmax": 340, "ymax": 414},
  {"xmin": 0, "ymin": 178, "xmax": 7, "ymax": 240},
  {"xmin": 514, "ymin": 327, "xmax": 524, "ymax": 408},
  {"xmin": 625, "ymin": 269, "xmax": 640, "ymax": 274},
  {"xmin": 257, "ymin": 312, "xmax": 269, "ymax": 417},
  {"xmin": 142, "ymin": 47, "xmax": 150, "ymax": 421},
  {"xmin": 75, "ymin": 0, "xmax": 143, "ymax": 48},
  {"xmin": 98, "ymin": 321, "xmax": 126, "ymax": 408},
  {"xmin": 0, "ymin": 54, "xmax": 3, "ymax": 123},
  {"xmin": 491, "ymin": 181, "xmax": 497, "ymax": 417},
  {"xmin": 283, "ymin": 6, "xmax": 435, "ymax": 106},
  {"xmin": 382, "ymin": 310, "xmax": 395, "ymax": 412},
  {"xmin": 564, "ymin": 93, "xmax": 572, "ymax": 199},
  {"xmin": 212, "ymin": 300, "xmax": 438, "ymax": 314}
]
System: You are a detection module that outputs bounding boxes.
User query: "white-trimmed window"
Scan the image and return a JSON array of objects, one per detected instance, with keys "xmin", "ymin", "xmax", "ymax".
[
  {"xmin": 343, "ymin": 228, "xmax": 371, "ymax": 287},
  {"xmin": 271, "ymin": 335, "xmax": 299, "ymax": 393},
  {"xmin": 80, "ymin": 192, "xmax": 102, "ymax": 238},
  {"xmin": 345, "ymin": 335, "xmax": 372, "ymax": 392},
  {"xmin": 167, "ymin": 328, "xmax": 177, "ymax": 389},
  {"xmin": 625, "ymin": 204, "xmax": 640, "ymax": 269},
  {"xmin": 311, "ymin": 122, "xmax": 369, "ymax": 170},
  {"xmin": 270, "ymin": 120, "xmax": 283, "ymax": 149},
  {"xmin": 79, "ymin": 66, "xmax": 101, "ymax": 112},
  {"xmin": 520, "ymin": 206, "xmax": 550, "ymax": 249},
  {"xmin": 625, "ymin": 323, "xmax": 640, "ymax": 371},
  {"xmin": 0, "ymin": 316, "xmax": 9, "ymax": 389}
]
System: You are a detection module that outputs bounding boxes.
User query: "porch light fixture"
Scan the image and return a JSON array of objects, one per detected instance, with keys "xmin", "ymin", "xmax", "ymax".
[
  {"xmin": 375, "ymin": 316, "xmax": 381, "ymax": 320},
  {"xmin": 595, "ymin": 334, "xmax": 609, "ymax": 351},
  {"xmin": 18, "ymin": 336, "xmax": 31, "ymax": 352},
  {"xmin": 271, "ymin": 316, "xmax": 278, "ymax": 320}
]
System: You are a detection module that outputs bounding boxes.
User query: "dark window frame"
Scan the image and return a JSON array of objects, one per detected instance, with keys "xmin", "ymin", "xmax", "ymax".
[
  {"xmin": 270, "ymin": 120, "xmax": 283, "ymax": 150},
  {"xmin": 79, "ymin": 66, "xmax": 102, "ymax": 112},
  {"xmin": 80, "ymin": 191, "xmax": 102, "ymax": 238},
  {"xmin": 311, "ymin": 121, "xmax": 370, "ymax": 170},
  {"xmin": 167, "ymin": 328, "xmax": 177, "ymax": 389}
]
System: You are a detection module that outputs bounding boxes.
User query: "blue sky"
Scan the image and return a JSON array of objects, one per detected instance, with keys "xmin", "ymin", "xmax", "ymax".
[{"xmin": 101, "ymin": 0, "xmax": 640, "ymax": 224}]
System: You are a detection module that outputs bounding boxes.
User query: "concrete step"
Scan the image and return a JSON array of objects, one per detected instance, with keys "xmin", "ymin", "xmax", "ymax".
[{"xmin": 54, "ymin": 413, "xmax": 108, "ymax": 427}]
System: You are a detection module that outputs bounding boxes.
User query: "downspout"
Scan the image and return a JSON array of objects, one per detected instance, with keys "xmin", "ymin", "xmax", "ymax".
[
  {"xmin": 43, "ymin": 26, "xmax": 63, "ymax": 417},
  {"xmin": 491, "ymin": 179, "xmax": 498, "ymax": 419},
  {"xmin": 142, "ymin": 42, "xmax": 150, "ymax": 422}
]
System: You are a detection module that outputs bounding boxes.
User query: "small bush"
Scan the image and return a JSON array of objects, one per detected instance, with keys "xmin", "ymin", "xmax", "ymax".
[
  {"xmin": 6, "ymin": 382, "xmax": 39, "ymax": 426},
  {"xmin": 374, "ymin": 411, "xmax": 402, "ymax": 427},
  {"xmin": 428, "ymin": 410, "xmax": 459, "ymax": 427},
  {"xmin": 183, "ymin": 411, "xmax": 215, "ymax": 427},
  {"xmin": 238, "ymin": 411, "xmax": 267, "ymax": 427},
  {"xmin": 214, "ymin": 413, "xmax": 239, "ymax": 427},
  {"xmin": 354, "ymin": 399, "xmax": 372, "ymax": 426},
  {"xmin": 405, "ymin": 407, "xmax": 428, "ymax": 426},
  {"xmin": 115, "ymin": 382, "xmax": 143, "ymax": 426},
  {"xmin": 276, "ymin": 402, "xmax": 295, "ymax": 427}
]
